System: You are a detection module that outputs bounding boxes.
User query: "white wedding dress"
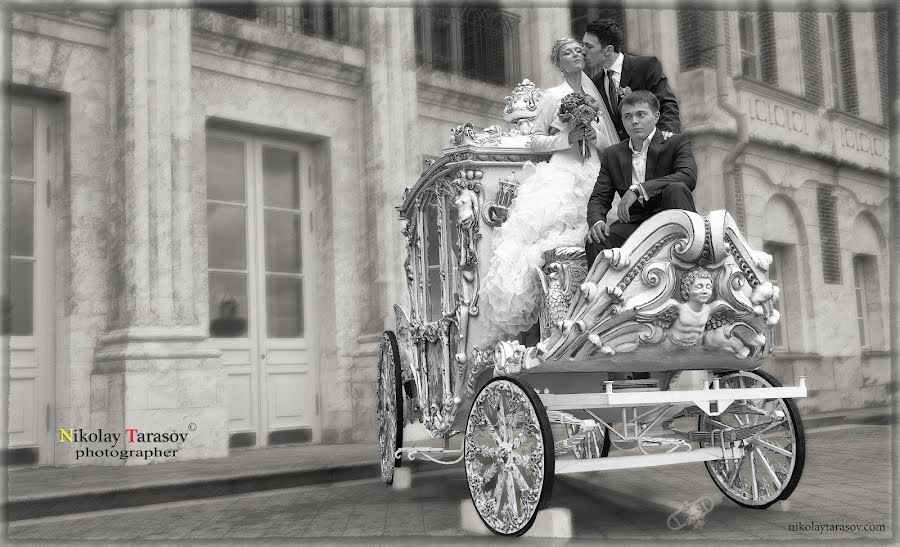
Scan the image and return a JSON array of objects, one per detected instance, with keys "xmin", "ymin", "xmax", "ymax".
[{"xmin": 480, "ymin": 73, "xmax": 616, "ymax": 345}]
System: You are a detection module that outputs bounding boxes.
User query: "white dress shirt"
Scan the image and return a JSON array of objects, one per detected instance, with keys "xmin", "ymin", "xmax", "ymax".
[
  {"xmin": 602, "ymin": 53, "xmax": 625, "ymax": 105},
  {"xmin": 628, "ymin": 127, "xmax": 656, "ymax": 201},
  {"xmin": 608, "ymin": 52, "xmax": 624, "ymax": 89}
]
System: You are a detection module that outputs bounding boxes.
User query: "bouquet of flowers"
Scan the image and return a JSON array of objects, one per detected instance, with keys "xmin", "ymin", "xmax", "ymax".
[{"xmin": 557, "ymin": 92, "xmax": 601, "ymax": 161}]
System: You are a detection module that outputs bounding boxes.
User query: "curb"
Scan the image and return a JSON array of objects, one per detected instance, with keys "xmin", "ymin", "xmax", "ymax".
[
  {"xmin": 6, "ymin": 459, "xmax": 447, "ymax": 521},
  {"xmin": 803, "ymin": 410, "xmax": 891, "ymax": 430}
]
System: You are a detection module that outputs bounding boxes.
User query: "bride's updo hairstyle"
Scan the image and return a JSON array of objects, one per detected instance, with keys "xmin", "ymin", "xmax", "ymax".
[{"xmin": 551, "ymin": 37, "xmax": 580, "ymax": 70}]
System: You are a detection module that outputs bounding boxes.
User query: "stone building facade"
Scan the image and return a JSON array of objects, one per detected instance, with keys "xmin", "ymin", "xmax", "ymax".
[{"xmin": 4, "ymin": 4, "xmax": 892, "ymax": 465}]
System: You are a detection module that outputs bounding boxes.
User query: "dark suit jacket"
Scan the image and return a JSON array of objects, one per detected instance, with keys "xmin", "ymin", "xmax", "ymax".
[
  {"xmin": 592, "ymin": 53, "xmax": 681, "ymax": 141},
  {"xmin": 587, "ymin": 132, "xmax": 697, "ymax": 229}
]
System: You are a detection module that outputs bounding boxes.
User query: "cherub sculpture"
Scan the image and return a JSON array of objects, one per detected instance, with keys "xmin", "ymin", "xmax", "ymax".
[{"xmin": 642, "ymin": 267, "xmax": 763, "ymax": 358}]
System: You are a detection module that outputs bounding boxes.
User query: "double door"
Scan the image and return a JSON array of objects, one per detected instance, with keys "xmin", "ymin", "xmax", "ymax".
[{"xmin": 206, "ymin": 130, "xmax": 318, "ymax": 447}]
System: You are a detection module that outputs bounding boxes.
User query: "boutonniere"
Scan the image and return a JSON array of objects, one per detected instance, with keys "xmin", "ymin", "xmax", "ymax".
[
  {"xmin": 617, "ymin": 86, "xmax": 633, "ymax": 101},
  {"xmin": 661, "ymin": 130, "xmax": 675, "ymax": 141}
]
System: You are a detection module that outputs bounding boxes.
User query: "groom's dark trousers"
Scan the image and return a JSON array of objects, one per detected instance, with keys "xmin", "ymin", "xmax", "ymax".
[{"xmin": 585, "ymin": 132, "xmax": 697, "ymax": 268}]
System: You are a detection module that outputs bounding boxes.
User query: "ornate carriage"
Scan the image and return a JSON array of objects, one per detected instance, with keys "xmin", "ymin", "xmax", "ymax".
[{"xmin": 377, "ymin": 80, "xmax": 806, "ymax": 536}]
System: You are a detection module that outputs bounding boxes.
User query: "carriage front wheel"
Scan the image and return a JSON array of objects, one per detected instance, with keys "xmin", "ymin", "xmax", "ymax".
[
  {"xmin": 377, "ymin": 331, "xmax": 404, "ymax": 485},
  {"xmin": 464, "ymin": 376, "xmax": 555, "ymax": 536},
  {"xmin": 700, "ymin": 369, "xmax": 805, "ymax": 508}
]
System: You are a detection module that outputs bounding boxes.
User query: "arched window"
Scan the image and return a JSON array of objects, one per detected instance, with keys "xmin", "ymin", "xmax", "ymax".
[
  {"xmin": 850, "ymin": 214, "xmax": 886, "ymax": 350},
  {"xmin": 762, "ymin": 195, "xmax": 807, "ymax": 351}
]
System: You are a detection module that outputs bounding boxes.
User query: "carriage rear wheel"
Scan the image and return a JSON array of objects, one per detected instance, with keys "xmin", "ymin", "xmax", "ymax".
[
  {"xmin": 700, "ymin": 369, "xmax": 805, "ymax": 508},
  {"xmin": 377, "ymin": 331, "xmax": 404, "ymax": 485},
  {"xmin": 464, "ymin": 376, "xmax": 555, "ymax": 536}
]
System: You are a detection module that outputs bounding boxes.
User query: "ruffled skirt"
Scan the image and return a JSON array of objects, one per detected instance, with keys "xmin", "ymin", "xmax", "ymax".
[{"xmin": 479, "ymin": 156, "xmax": 601, "ymax": 345}]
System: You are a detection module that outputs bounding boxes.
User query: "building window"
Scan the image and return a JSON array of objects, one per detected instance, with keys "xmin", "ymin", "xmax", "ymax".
[
  {"xmin": 738, "ymin": 11, "xmax": 777, "ymax": 85},
  {"xmin": 852, "ymin": 255, "xmax": 883, "ymax": 349},
  {"xmin": 207, "ymin": 4, "xmax": 360, "ymax": 47},
  {"xmin": 415, "ymin": 5, "xmax": 520, "ymax": 87},
  {"xmin": 762, "ymin": 242, "xmax": 803, "ymax": 350},
  {"xmin": 738, "ymin": 12, "xmax": 760, "ymax": 80},
  {"xmin": 826, "ymin": 11, "xmax": 859, "ymax": 114},
  {"xmin": 570, "ymin": 5, "xmax": 627, "ymax": 44},
  {"xmin": 798, "ymin": 12, "xmax": 824, "ymax": 105},
  {"xmin": 677, "ymin": 9, "xmax": 716, "ymax": 71},
  {"xmin": 762, "ymin": 243, "xmax": 786, "ymax": 348},
  {"xmin": 874, "ymin": 12, "xmax": 889, "ymax": 125},
  {"xmin": 816, "ymin": 185, "xmax": 842, "ymax": 284}
]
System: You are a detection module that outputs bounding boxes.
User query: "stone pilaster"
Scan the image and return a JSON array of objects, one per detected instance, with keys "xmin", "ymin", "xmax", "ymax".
[
  {"xmin": 515, "ymin": 7, "xmax": 571, "ymax": 88},
  {"xmin": 363, "ymin": 7, "xmax": 420, "ymax": 335},
  {"xmin": 348, "ymin": 7, "xmax": 420, "ymax": 442},
  {"xmin": 92, "ymin": 8, "xmax": 226, "ymax": 464}
]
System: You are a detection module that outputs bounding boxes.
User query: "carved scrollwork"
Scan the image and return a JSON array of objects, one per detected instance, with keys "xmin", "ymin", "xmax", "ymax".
[
  {"xmin": 503, "ymin": 79, "xmax": 544, "ymax": 135},
  {"xmin": 450, "ymin": 122, "xmax": 506, "ymax": 147},
  {"xmin": 535, "ymin": 210, "xmax": 780, "ymax": 371},
  {"xmin": 481, "ymin": 172, "xmax": 520, "ymax": 227},
  {"xmin": 537, "ymin": 247, "xmax": 588, "ymax": 341}
]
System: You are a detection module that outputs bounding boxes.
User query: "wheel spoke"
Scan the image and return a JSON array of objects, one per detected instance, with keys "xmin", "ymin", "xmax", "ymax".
[
  {"xmin": 481, "ymin": 409, "xmax": 505, "ymax": 447},
  {"xmin": 749, "ymin": 451, "xmax": 759, "ymax": 500},
  {"xmin": 725, "ymin": 454, "xmax": 744, "ymax": 488},
  {"xmin": 483, "ymin": 461, "xmax": 499, "ymax": 484},
  {"xmin": 497, "ymin": 396, "xmax": 509, "ymax": 443},
  {"xmin": 506, "ymin": 467, "xmax": 519, "ymax": 517},
  {"xmin": 510, "ymin": 462, "xmax": 533, "ymax": 493},
  {"xmin": 754, "ymin": 446, "xmax": 783, "ymax": 490},
  {"xmin": 756, "ymin": 438, "xmax": 792, "ymax": 457},
  {"xmin": 493, "ymin": 469, "xmax": 507, "ymax": 517}
]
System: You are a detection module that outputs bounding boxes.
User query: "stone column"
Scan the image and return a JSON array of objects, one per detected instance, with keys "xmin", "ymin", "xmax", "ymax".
[
  {"xmin": 92, "ymin": 8, "xmax": 226, "ymax": 464},
  {"xmin": 349, "ymin": 7, "xmax": 420, "ymax": 442},
  {"xmin": 363, "ymin": 6, "xmax": 420, "ymax": 335},
  {"xmin": 515, "ymin": 7, "xmax": 571, "ymax": 88}
]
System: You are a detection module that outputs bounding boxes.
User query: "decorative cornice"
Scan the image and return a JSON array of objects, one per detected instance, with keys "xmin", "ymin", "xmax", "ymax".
[
  {"xmin": 192, "ymin": 10, "xmax": 365, "ymax": 88},
  {"xmin": 825, "ymin": 109, "xmax": 889, "ymax": 136},
  {"xmin": 418, "ymin": 75, "xmax": 505, "ymax": 119},
  {"xmin": 13, "ymin": 10, "xmax": 111, "ymax": 50},
  {"xmin": 733, "ymin": 76, "xmax": 822, "ymax": 113},
  {"xmin": 22, "ymin": 10, "xmax": 114, "ymax": 30},
  {"xmin": 683, "ymin": 126, "xmax": 890, "ymax": 179}
]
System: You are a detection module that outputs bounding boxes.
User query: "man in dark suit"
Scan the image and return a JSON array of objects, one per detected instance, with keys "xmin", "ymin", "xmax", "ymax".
[
  {"xmin": 586, "ymin": 90, "xmax": 697, "ymax": 267},
  {"xmin": 582, "ymin": 18, "xmax": 680, "ymax": 141}
]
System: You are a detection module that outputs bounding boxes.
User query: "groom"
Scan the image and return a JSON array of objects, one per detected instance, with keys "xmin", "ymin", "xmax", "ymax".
[
  {"xmin": 585, "ymin": 90, "xmax": 697, "ymax": 268},
  {"xmin": 582, "ymin": 18, "xmax": 680, "ymax": 142}
]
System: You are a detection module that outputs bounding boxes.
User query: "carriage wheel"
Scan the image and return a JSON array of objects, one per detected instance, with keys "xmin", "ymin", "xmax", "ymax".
[
  {"xmin": 464, "ymin": 376, "xmax": 555, "ymax": 536},
  {"xmin": 700, "ymin": 369, "xmax": 805, "ymax": 508},
  {"xmin": 377, "ymin": 331, "xmax": 404, "ymax": 485}
]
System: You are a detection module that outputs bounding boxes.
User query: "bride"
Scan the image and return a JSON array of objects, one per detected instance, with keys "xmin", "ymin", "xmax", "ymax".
[{"xmin": 480, "ymin": 37, "xmax": 617, "ymax": 345}]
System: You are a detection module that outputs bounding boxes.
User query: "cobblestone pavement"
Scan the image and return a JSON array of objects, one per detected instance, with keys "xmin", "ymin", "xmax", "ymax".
[{"xmin": 8, "ymin": 425, "xmax": 892, "ymax": 541}]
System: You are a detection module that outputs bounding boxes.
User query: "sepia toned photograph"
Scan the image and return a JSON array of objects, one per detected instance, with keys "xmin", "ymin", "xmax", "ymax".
[{"xmin": 1, "ymin": 0, "xmax": 896, "ymax": 542}]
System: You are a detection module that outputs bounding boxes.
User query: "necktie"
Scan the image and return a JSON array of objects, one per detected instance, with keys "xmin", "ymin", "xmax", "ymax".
[{"xmin": 605, "ymin": 69, "xmax": 619, "ymax": 117}]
